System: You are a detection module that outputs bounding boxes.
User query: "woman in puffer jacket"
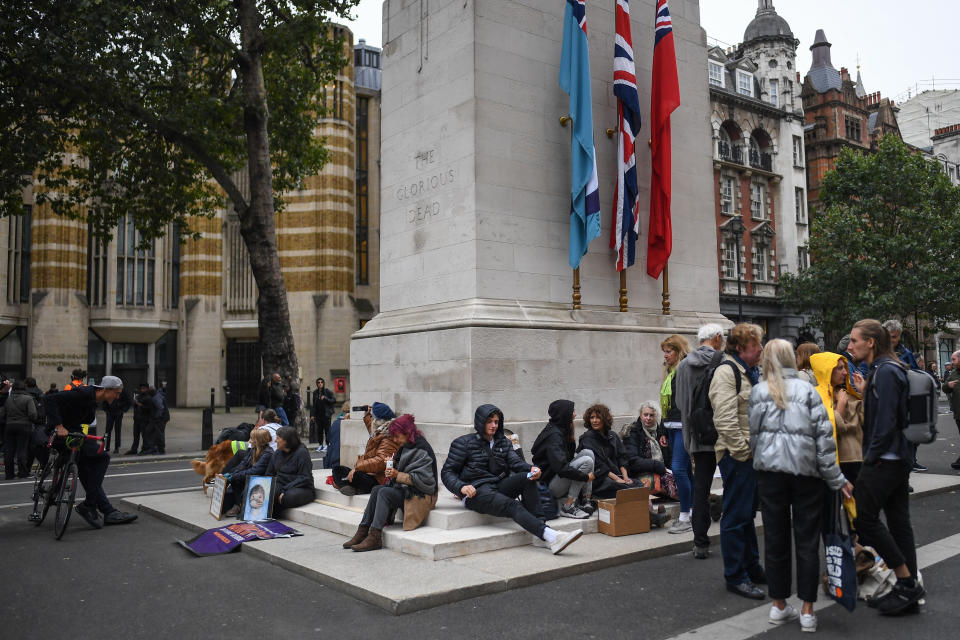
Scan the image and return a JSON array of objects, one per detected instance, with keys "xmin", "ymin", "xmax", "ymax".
[
  {"xmin": 748, "ymin": 339, "xmax": 853, "ymax": 632},
  {"xmin": 343, "ymin": 414, "xmax": 438, "ymax": 551}
]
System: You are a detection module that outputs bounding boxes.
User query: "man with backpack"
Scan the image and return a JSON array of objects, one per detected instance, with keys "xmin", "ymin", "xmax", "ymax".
[
  {"xmin": 846, "ymin": 319, "xmax": 925, "ymax": 615},
  {"xmin": 709, "ymin": 323, "xmax": 766, "ymax": 600},
  {"xmin": 944, "ymin": 351, "xmax": 960, "ymax": 470},
  {"xmin": 675, "ymin": 323, "xmax": 725, "ymax": 560}
]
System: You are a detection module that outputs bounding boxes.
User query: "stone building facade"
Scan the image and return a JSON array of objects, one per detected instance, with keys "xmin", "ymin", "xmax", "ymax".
[
  {"xmin": 707, "ymin": 1, "xmax": 808, "ymax": 340},
  {"xmin": 0, "ymin": 27, "xmax": 382, "ymax": 407}
]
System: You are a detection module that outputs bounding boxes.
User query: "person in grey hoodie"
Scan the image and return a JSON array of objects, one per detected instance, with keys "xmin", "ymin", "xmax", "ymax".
[
  {"xmin": 749, "ymin": 339, "xmax": 852, "ymax": 632},
  {"xmin": 1, "ymin": 380, "xmax": 38, "ymax": 478},
  {"xmin": 675, "ymin": 323, "xmax": 725, "ymax": 559}
]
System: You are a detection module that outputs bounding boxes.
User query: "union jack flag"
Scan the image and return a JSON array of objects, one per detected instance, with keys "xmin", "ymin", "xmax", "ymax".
[{"xmin": 609, "ymin": 0, "xmax": 641, "ymax": 271}]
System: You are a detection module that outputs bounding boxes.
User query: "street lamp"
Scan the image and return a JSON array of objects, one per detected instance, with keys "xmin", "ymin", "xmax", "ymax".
[{"xmin": 727, "ymin": 215, "xmax": 746, "ymax": 322}]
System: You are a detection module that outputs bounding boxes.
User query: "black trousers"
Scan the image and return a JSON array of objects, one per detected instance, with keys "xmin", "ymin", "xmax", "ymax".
[
  {"xmin": 129, "ymin": 417, "xmax": 145, "ymax": 452},
  {"xmin": 692, "ymin": 451, "xmax": 718, "ymax": 548},
  {"xmin": 105, "ymin": 413, "xmax": 123, "ymax": 451},
  {"xmin": 274, "ymin": 486, "xmax": 315, "ymax": 516},
  {"xmin": 464, "ymin": 472, "xmax": 545, "ymax": 538},
  {"xmin": 4, "ymin": 423, "xmax": 32, "ymax": 478},
  {"xmin": 316, "ymin": 416, "xmax": 332, "ymax": 447},
  {"xmin": 360, "ymin": 484, "xmax": 404, "ymax": 529},
  {"xmin": 332, "ymin": 465, "xmax": 379, "ymax": 494},
  {"xmin": 854, "ymin": 460, "xmax": 917, "ymax": 576},
  {"xmin": 757, "ymin": 470, "xmax": 824, "ymax": 602}
]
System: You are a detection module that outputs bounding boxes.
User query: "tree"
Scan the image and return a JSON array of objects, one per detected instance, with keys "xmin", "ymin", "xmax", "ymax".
[
  {"xmin": 1, "ymin": 1, "xmax": 358, "ymax": 424},
  {"xmin": 780, "ymin": 135, "xmax": 960, "ymax": 345}
]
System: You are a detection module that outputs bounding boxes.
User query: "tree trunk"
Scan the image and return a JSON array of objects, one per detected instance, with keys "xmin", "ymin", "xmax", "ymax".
[{"xmin": 236, "ymin": 0, "xmax": 303, "ymax": 436}]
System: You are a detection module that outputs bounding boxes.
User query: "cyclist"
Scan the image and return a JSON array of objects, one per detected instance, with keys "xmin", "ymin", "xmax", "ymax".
[{"xmin": 43, "ymin": 375, "xmax": 138, "ymax": 528}]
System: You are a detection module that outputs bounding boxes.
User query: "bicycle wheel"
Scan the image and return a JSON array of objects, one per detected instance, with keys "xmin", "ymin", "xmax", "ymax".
[
  {"xmin": 31, "ymin": 456, "xmax": 58, "ymax": 525},
  {"xmin": 53, "ymin": 461, "xmax": 78, "ymax": 540}
]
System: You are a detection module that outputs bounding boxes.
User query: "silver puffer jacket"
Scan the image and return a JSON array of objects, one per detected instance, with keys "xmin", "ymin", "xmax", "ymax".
[{"xmin": 748, "ymin": 369, "xmax": 846, "ymax": 490}]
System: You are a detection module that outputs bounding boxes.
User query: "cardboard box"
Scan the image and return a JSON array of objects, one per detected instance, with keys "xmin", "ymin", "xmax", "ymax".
[{"xmin": 597, "ymin": 487, "xmax": 650, "ymax": 536}]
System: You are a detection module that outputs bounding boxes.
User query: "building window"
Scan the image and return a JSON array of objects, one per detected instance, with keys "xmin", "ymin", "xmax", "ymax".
[
  {"xmin": 737, "ymin": 70, "xmax": 753, "ymax": 97},
  {"xmin": 797, "ymin": 246, "xmax": 809, "ymax": 270},
  {"xmin": 845, "ymin": 116, "xmax": 861, "ymax": 142},
  {"xmin": 164, "ymin": 225, "xmax": 180, "ymax": 309},
  {"xmin": 6, "ymin": 205, "xmax": 31, "ymax": 304},
  {"xmin": 750, "ymin": 179, "xmax": 765, "ymax": 220},
  {"xmin": 356, "ymin": 96, "xmax": 370, "ymax": 286},
  {"xmin": 769, "ymin": 79, "xmax": 779, "ymax": 107},
  {"xmin": 115, "ymin": 214, "xmax": 155, "ymax": 307},
  {"xmin": 795, "ymin": 188, "xmax": 806, "ymax": 224},
  {"xmin": 721, "ymin": 237, "xmax": 738, "ymax": 279},
  {"xmin": 708, "ymin": 61, "xmax": 724, "ymax": 87},
  {"xmin": 86, "ymin": 222, "xmax": 108, "ymax": 306},
  {"xmin": 720, "ymin": 175, "xmax": 736, "ymax": 215},
  {"xmin": 792, "ymin": 136, "xmax": 803, "ymax": 166},
  {"xmin": 752, "ymin": 243, "xmax": 776, "ymax": 282}
]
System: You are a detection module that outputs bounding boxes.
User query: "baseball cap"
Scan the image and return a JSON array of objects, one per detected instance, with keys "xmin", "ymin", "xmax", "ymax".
[{"xmin": 94, "ymin": 375, "xmax": 124, "ymax": 389}]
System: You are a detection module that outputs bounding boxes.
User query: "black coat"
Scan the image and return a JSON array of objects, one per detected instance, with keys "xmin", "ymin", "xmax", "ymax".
[
  {"xmin": 621, "ymin": 422, "xmax": 667, "ymax": 477},
  {"xmin": 266, "ymin": 444, "xmax": 315, "ymax": 492},
  {"xmin": 43, "ymin": 387, "xmax": 98, "ymax": 431},
  {"xmin": 863, "ymin": 357, "xmax": 912, "ymax": 465},
  {"xmin": 577, "ymin": 429, "xmax": 628, "ymax": 482},
  {"xmin": 441, "ymin": 404, "xmax": 530, "ymax": 495},
  {"xmin": 530, "ymin": 399, "xmax": 589, "ymax": 485}
]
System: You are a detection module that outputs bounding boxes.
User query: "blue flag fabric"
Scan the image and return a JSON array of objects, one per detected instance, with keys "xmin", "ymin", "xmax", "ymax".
[{"xmin": 560, "ymin": 0, "xmax": 601, "ymax": 269}]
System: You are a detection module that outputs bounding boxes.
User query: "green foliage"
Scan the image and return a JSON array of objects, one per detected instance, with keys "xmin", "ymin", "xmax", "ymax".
[
  {"xmin": 0, "ymin": 0, "xmax": 359, "ymax": 243},
  {"xmin": 780, "ymin": 135, "xmax": 960, "ymax": 338}
]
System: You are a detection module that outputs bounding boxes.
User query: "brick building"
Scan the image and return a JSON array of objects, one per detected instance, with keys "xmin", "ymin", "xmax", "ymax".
[
  {"xmin": 707, "ymin": 1, "xmax": 809, "ymax": 340},
  {"xmin": 0, "ymin": 27, "xmax": 382, "ymax": 407}
]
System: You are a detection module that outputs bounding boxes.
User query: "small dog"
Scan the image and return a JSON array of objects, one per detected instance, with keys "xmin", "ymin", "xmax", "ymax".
[{"xmin": 191, "ymin": 440, "xmax": 238, "ymax": 495}]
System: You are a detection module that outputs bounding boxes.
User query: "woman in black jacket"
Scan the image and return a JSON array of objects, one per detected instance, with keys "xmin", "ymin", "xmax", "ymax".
[
  {"xmin": 577, "ymin": 404, "xmax": 633, "ymax": 499},
  {"xmin": 222, "ymin": 428, "xmax": 274, "ymax": 517},
  {"xmin": 530, "ymin": 399, "xmax": 596, "ymax": 519},
  {"xmin": 267, "ymin": 426, "xmax": 315, "ymax": 516}
]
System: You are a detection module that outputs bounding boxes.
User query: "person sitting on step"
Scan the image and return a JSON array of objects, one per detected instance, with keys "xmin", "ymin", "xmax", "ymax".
[
  {"xmin": 332, "ymin": 403, "xmax": 400, "ymax": 496},
  {"xmin": 530, "ymin": 399, "xmax": 596, "ymax": 519}
]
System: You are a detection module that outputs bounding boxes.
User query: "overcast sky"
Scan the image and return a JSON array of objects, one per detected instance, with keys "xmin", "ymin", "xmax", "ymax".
[{"xmin": 344, "ymin": 0, "xmax": 959, "ymax": 103}]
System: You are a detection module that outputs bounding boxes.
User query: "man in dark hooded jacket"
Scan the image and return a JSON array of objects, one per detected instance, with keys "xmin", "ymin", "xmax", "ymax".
[
  {"xmin": 441, "ymin": 404, "xmax": 583, "ymax": 555},
  {"xmin": 531, "ymin": 399, "xmax": 595, "ymax": 519}
]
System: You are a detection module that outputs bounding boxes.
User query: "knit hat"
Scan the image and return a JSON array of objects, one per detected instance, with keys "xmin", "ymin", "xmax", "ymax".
[
  {"xmin": 94, "ymin": 375, "xmax": 124, "ymax": 390},
  {"xmin": 388, "ymin": 414, "xmax": 418, "ymax": 442},
  {"xmin": 371, "ymin": 402, "xmax": 395, "ymax": 420}
]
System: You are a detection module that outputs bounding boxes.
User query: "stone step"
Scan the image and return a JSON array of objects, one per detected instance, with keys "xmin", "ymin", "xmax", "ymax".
[{"xmin": 285, "ymin": 487, "xmax": 599, "ymax": 560}]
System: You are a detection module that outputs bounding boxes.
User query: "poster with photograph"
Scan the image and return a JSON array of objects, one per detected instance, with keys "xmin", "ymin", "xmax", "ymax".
[
  {"xmin": 242, "ymin": 475, "xmax": 275, "ymax": 521},
  {"xmin": 209, "ymin": 474, "xmax": 227, "ymax": 520}
]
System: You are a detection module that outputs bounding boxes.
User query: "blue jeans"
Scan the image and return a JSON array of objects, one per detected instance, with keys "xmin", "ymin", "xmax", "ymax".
[
  {"xmin": 718, "ymin": 453, "xmax": 761, "ymax": 586},
  {"xmin": 667, "ymin": 428, "xmax": 693, "ymax": 512},
  {"xmin": 273, "ymin": 406, "xmax": 289, "ymax": 426}
]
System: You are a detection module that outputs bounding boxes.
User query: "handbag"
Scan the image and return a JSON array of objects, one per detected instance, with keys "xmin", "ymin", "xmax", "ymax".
[{"xmin": 823, "ymin": 490, "xmax": 858, "ymax": 611}]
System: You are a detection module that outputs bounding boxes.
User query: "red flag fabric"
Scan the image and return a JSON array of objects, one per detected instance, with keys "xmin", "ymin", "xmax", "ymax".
[{"xmin": 646, "ymin": 0, "xmax": 681, "ymax": 279}]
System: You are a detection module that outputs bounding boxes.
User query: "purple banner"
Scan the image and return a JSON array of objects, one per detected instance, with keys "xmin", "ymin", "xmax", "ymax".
[{"xmin": 178, "ymin": 520, "xmax": 302, "ymax": 556}]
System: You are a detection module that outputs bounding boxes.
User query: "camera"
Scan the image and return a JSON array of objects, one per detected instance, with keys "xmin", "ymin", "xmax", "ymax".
[{"xmin": 351, "ymin": 405, "xmax": 370, "ymax": 413}]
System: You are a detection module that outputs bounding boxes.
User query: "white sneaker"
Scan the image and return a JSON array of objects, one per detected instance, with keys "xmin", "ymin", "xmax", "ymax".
[
  {"xmin": 549, "ymin": 528, "xmax": 583, "ymax": 555},
  {"xmin": 668, "ymin": 518, "xmax": 693, "ymax": 534},
  {"xmin": 531, "ymin": 535, "xmax": 549, "ymax": 548},
  {"xmin": 800, "ymin": 613, "xmax": 817, "ymax": 633},
  {"xmin": 769, "ymin": 604, "xmax": 800, "ymax": 626}
]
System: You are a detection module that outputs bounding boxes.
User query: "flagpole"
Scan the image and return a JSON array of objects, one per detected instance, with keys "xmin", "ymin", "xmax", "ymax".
[
  {"xmin": 572, "ymin": 267, "xmax": 582, "ymax": 310},
  {"xmin": 619, "ymin": 271, "xmax": 628, "ymax": 311},
  {"xmin": 661, "ymin": 262, "xmax": 671, "ymax": 315}
]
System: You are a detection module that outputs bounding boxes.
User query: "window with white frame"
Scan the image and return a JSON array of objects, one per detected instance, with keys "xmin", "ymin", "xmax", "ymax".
[
  {"xmin": 750, "ymin": 179, "xmax": 765, "ymax": 220},
  {"xmin": 709, "ymin": 61, "xmax": 725, "ymax": 87},
  {"xmin": 737, "ymin": 70, "xmax": 753, "ymax": 97},
  {"xmin": 752, "ymin": 242, "xmax": 776, "ymax": 282},
  {"xmin": 792, "ymin": 136, "xmax": 803, "ymax": 166},
  {"xmin": 797, "ymin": 246, "xmax": 810, "ymax": 270},
  {"xmin": 769, "ymin": 79, "xmax": 779, "ymax": 107},
  {"xmin": 721, "ymin": 237, "xmax": 741, "ymax": 279},
  {"xmin": 116, "ymin": 214, "xmax": 155, "ymax": 307},
  {"xmin": 720, "ymin": 175, "xmax": 736, "ymax": 215},
  {"xmin": 795, "ymin": 188, "xmax": 806, "ymax": 224}
]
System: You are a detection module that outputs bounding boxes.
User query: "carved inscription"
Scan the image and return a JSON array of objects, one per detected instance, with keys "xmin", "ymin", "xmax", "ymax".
[{"xmin": 397, "ymin": 148, "xmax": 455, "ymax": 224}]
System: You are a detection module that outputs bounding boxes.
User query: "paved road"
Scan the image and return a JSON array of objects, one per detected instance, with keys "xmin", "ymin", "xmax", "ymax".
[{"xmin": 1, "ymin": 413, "xmax": 957, "ymax": 639}]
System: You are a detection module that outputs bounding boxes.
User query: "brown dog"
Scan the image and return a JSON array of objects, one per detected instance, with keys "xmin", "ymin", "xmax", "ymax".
[{"xmin": 191, "ymin": 440, "xmax": 239, "ymax": 495}]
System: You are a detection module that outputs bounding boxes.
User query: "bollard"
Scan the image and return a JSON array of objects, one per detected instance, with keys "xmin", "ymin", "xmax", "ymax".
[
  {"xmin": 201, "ymin": 408, "xmax": 213, "ymax": 450},
  {"xmin": 210, "ymin": 387, "xmax": 215, "ymax": 413},
  {"xmin": 224, "ymin": 385, "xmax": 231, "ymax": 414}
]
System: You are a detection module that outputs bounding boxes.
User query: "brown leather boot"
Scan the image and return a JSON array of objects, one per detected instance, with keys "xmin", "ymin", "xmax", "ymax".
[
  {"xmin": 343, "ymin": 524, "xmax": 369, "ymax": 549},
  {"xmin": 351, "ymin": 527, "xmax": 383, "ymax": 552}
]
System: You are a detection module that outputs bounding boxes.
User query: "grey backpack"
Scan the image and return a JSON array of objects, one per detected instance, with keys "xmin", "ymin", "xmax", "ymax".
[{"xmin": 873, "ymin": 362, "xmax": 938, "ymax": 445}]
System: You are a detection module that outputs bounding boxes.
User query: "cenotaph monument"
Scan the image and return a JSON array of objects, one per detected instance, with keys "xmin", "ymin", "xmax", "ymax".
[{"xmin": 346, "ymin": 0, "xmax": 724, "ymax": 457}]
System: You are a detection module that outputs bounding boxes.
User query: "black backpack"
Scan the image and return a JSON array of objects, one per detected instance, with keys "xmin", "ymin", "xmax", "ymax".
[{"xmin": 687, "ymin": 353, "xmax": 741, "ymax": 446}]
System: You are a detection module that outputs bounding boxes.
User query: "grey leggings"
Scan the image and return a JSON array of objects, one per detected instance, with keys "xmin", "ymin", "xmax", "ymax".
[
  {"xmin": 549, "ymin": 450, "xmax": 595, "ymax": 502},
  {"xmin": 360, "ymin": 484, "xmax": 405, "ymax": 530}
]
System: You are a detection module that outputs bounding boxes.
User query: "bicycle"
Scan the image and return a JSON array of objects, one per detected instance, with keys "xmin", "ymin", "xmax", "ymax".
[{"xmin": 30, "ymin": 430, "xmax": 105, "ymax": 539}]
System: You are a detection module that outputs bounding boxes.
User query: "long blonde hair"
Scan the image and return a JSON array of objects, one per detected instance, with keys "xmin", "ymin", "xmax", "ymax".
[
  {"xmin": 761, "ymin": 339, "xmax": 798, "ymax": 410},
  {"xmin": 660, "ymin": 334, "xmax": 691, "ymax": 376},
  {"xmin": 249, "ymin": 428, "xmax": 272, "ymax": 463}
]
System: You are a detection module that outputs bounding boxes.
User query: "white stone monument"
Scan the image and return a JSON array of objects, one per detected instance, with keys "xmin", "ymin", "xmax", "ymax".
[{"xmin": 346, "ymin": 0, "xmax": 724, "ymax": 459}]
